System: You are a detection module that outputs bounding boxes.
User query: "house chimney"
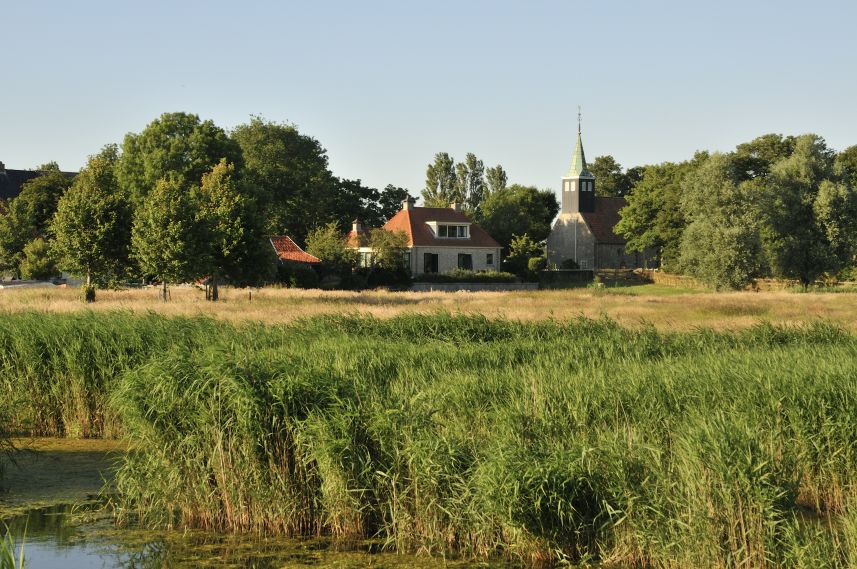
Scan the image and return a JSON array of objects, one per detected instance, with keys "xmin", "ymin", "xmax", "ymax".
[
  {"xmin": 450, "ymin": 201, "xmax": 462, "ymax": 212},
  {"xmin": 352, "ymin": 219, "xmax": 363, "ymax": 233},
  {"xmin": 0, "ymin": 161, "xmax": 5, "ymax": 173},
  {"xmin": 403, "ymin": 197, "xmax": 415, "ymax": 211}
]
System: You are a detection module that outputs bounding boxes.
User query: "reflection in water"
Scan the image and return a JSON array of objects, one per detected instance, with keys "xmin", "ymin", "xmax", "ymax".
[{"xmin": 3, "ymin": 505, "xmax": 517, "ymax": 568}]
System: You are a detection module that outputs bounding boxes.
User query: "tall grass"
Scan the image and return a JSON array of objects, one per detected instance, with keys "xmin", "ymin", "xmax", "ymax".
[
  {"xmin": 1, "ymin": 312, "xmax": 856, "ymax": 566},
  {"xmin": 0, "ymin": 527, "xmax": 24, "ymax": 569}
]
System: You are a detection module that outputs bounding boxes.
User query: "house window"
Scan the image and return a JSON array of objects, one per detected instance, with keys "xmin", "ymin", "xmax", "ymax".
[
  {"xmin": 359, "ymin": 252, "xmax": 373, "ymax": 268},
  {"xmin": 403, "ymin": 251, "xmax": 411, "ymax": 270},
  {"xmin": 487, "ymin": 253, "xmax": 494, "ymax": 265},
  {"xmin": 424, "ymin": 253, "xmax": 439, "ymax": 273},
  {"xmin": 458, "ymin": 253, "xmax": 473, "ymax": 270},
  {"xmin": 579, "ymin": 259, "xmax": 589, "ymax": 269},
  {"xmin": 436, "ymin": 225, "xmax": 469, "ymax": 239}
]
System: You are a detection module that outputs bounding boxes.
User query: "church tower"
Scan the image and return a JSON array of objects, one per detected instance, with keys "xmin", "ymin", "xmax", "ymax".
[{"xmin": 561, "ymin": 115, "xmax": 595, "ymax": 213}]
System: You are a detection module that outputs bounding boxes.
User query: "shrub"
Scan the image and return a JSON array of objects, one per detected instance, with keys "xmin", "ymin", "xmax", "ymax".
[
  {"xmin": 414, "ymin": 269, "xmax": 517, "ymax": 283},
  {"xmin": 275, "ymin": 262, "xmax": 319, "ymax": 289}
]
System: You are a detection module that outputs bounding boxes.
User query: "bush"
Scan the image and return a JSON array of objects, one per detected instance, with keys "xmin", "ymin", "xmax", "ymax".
[
  {"xmin": 415, "ymin": 269, "xmax": 517, "ymax": 283},
  {"xmin": 560, "ymin": 258, "xmax": 580, "ymax": 270},
  {"xmin": 364, "ymin": 266, "xmax": 411, "ymax": 289},
  {"xmin": 275, "ymin": 262, "xmax": 319, "ymax": 289},
  {"xmin": 19, "ymin": 238, "xmax": 58, "ymax": 280}
]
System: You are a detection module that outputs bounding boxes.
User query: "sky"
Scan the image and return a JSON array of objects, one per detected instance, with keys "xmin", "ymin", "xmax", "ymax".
[{"xmin": 3, "ymin": 0, "xmax": 857, "ymax": 198}]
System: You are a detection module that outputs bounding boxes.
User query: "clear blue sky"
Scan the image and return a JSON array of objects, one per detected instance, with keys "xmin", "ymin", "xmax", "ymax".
[{"xmin": 3, "ymin": 0, "xmax": 856, "ymax": 197}]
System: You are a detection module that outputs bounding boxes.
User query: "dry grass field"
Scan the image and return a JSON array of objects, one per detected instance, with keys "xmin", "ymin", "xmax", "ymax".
[{"xmin": 1, "ymin": 283, "xmax": 857, "ymax": 330}]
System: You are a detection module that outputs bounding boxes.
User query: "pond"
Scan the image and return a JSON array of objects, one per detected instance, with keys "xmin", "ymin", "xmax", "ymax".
[
  {"xmin": 3, "ymin": 503, "xmax": 514, "ymax": 568},
  {"xmin": 0, "ymin": 439, "xmax": 517, "ymax": 568}
]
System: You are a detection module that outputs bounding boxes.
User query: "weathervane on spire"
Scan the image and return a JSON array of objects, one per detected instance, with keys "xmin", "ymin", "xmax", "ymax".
[{"xmin": 577, "ymin": 106, "xmax": 582, "ymax": 134}]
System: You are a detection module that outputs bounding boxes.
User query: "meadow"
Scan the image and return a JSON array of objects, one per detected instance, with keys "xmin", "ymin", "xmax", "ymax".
[
  {"xmin": 2, "ymin": 284, "xmax": 857, "ymax": 330},
  {"xmin": 0, "ymin": 310, "xmax": 856, "ymax": 567}
]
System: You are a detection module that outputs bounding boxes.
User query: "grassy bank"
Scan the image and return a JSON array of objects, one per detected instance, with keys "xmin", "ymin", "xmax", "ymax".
[{"xmin": 1, "ymin": 313, "xmax": 856, "ymax": 567}]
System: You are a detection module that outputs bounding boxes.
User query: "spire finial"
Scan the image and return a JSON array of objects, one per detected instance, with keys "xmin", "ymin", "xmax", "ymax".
[{"xmin": 577, "ymin": 106, "xmax": 582, "ymax": 135}]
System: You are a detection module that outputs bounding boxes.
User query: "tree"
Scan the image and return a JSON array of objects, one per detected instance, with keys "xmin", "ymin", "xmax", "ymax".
[
  {"xmin": 732, "ymin": 133, "xmax": 796, "ymax": 181},
  {"xmin": 19, "ymin": 238, "xmax": 58, "ymax": 280},
  {"xmin": 422, "ymin": 152, "xmax": 456, "ymax": 207},
  {"xmin": 0, "ymin": 199, "xmax": 36, "ymax": 277},
  {"xmin": 132, "ymin": 176, "xmax": 203, "ymax": 300},
  {"xmin": 485, "ymin": 164, "xmax": 508, "ymax": 195},
  {"xmin": 678, "ymin": 154, "xmax": 765, "ymax": 289},
  {"xmin": 835, "ymin": 145, "xmax": 857, "ymax": 187},
  {"xmin": 453, "ymin": 153, "xmax": 486, "ymax": 211},
  {"xmin": 503, "ymin": 233, "xmax": 543, "ymax": 278},
  {"xmin": 329, "ymin": 178, "xmax": 382, "ymax": 230},
  {"xmin": 305, "ymin": 222, "xmax": 358, "ymax": 275},
  {"xmin": 118, "ymin": 112, "xmax": 240, "ymax": 206},
  {"xmin": 194, "ymin": 160, "xmax": 275, "ymax": 299},
  {"xmin": 0, "ymin": 163, "xmax": 74, "ymax": 277},
  {"xmin": 760, "ymin": 134, "xmax": 850, "ymax": 287},
  {"xmin": 479, "ymin": 184, "xmax": 559, "ymax": 251},
  {"xmin": 232, "ymin": 116, "xmax": 337, "ymax": 241},
  {"xmin": 367, "ymin": 229, "xmax": 409, "ymax": 271},
  {"xmin": 15, "ymin": 162, "xmax": 74, "ymax": 237},
  {"xmin": 378, "ymin": 185, "xmax": 412, "ymax": 222},
  {"xmin": 589, "ymin": 155, "xmax": 632, "ymax": 197},
  {"xmin": 616, "ymin": 155, "xmax": 707, "ymax": 270},
  {"xmin": 51, "ymin": 148, "xmax": 131, "ymax": 300},
  {"xmin": 365, "ymin": 229, "xmax": 410, "ymax": 287}
]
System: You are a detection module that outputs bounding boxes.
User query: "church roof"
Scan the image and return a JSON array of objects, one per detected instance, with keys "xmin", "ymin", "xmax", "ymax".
[
  {"xmin": 580, "ymin": 197, "xmax": 627, "ymax": 244},
  {"xmin": 565, "ymin": 131, "xmax": 593, "ymax": 178}
]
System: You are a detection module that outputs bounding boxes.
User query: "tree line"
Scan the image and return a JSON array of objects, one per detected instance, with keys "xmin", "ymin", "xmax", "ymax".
[
  {"xmin": 615, "ymin": 134, "xmax": 857, "ymax": 288},
  {"xmin": 0, "ymin": 113, "xmax": 412, "ymax": 299}
]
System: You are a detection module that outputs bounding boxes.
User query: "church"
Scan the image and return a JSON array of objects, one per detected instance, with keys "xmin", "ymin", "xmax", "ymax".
[{"xmin": 546, "ymin": 125, "xmax": 655, "ymax": 270}]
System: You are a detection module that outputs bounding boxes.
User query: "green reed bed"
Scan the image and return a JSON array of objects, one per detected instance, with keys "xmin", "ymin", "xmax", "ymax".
[{"xmin": 0, "ymin": 312, "xmax": 856, "ymax": 567}]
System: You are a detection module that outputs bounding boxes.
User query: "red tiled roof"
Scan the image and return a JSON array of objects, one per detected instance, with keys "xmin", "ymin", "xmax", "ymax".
[
  {"xmin": 580, "ymin": 197, "xmax": 627, "ymax": 244},
  {"xmin": 382, "ymin": 207, "xmax": 500, "ymax": 248},
  {"xmin": 270, "ymin": 235, "xmax": 321, "ymax": 264}
]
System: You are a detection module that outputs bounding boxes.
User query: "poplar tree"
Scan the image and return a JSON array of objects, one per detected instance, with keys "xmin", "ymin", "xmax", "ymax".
[{"xmin": 422, "ymin": 153, "xmax": 456, "ymax": 207}]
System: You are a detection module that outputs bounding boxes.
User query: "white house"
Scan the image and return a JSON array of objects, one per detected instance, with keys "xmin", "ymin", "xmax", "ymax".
[{"xmin": 349, "ymin": 198, "xmax": 502, "ymax": 275}]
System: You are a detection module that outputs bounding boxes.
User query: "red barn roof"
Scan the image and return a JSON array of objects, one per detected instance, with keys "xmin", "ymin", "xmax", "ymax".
[
  {"xmin": 383, "ymin": 207, "xmax": 500, "ymax": 248},
  {"xmin": 581, "ymin": 197, "xmax": 627, "ymax": 244},
  {"xmin": 270, "ymin": 236, "xmax": 321, "ymax": 264}
]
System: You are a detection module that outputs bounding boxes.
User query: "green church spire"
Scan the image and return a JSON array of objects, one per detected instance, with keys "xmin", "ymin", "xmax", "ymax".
[{"xmin": 566, "ymin": 107, "xmax": 593, "ymax": 178}]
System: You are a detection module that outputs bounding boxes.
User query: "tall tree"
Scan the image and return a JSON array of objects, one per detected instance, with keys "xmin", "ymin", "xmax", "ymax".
[
  {"xmin": 616, "ymin": 155, "xmax": 707, "ymax": 270},
  {"xmin": 51, "ymin": 148, "xmax": 131, "ymax": 300},
  {"xmin": 835, "ymin": 145, "xmax": 857, "ymax": 187},
  {"xmin": 378, "ymin": 185, "xmax": 412, "ymax": 222},
  {"xmin": 118, "ymin": 112, "xmax": 240, "ymax": 206},
  {"xmin": 761, "ymin": 134, "xmax": 854, "ymax": 287},
  {"xmin": 479, "ymin": 184, "xmax": 559, "ymax": 251},
  {"xmin": 15, "ymin": 162, "xmax": 74, "ymax": 237},
  {"xmin": 0, "ymin": 162, "xmax": 74, "ymax": 276},
  {"xmin": 485, "ymin": 164, "xmax": 508, "ymax": 195},
  {"xmin": 0, "ymin": 199, "xmax": 36, "ymax": 277},
  {"xmin": 678, "ymin": 154, "xmax": 764, "ymax": 289},
  {"xmin": 732, "ymin": 133, "xmax": 796, "ymax": 181},
  {"xmin": 194, "ymin": 160, "xmax": 274, "ymax": 298},
  {"xmin": 231, "ymin": 117, "xmax": 336, "ymax": 241},
  {"xmin": 589, "ymin": 155, "xmax": 631, "ymax": 197},
  {"xmin": 131, "ymin": 176, "xmax": 203, "ymax": 300},
  {"xmin": 422, "ymin": 152, "xmax": 456, "ymax": 207},
  {"xmin": 453, "ymin": 153, "xmax": 486, "ymax": 211}
]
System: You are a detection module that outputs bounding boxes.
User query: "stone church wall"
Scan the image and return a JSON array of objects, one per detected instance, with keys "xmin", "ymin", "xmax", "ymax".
[{"xmin": 547, "ymin": 213, "xmax": 596, "ymax": 269}]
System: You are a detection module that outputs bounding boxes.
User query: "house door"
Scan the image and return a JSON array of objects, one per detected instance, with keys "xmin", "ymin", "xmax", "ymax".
[{"xmin": 423, "ymin": 253, "xmax": 439, "ymax": 273}]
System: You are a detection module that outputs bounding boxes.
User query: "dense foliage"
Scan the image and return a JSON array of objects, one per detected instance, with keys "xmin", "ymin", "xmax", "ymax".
[
  {"xmin": 617, "ymin": 134, "xmax": 857, "ymax": 287},
  {"xmin": 0, "ymin": 312, "xmax": 855, "ymax": 567}
]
